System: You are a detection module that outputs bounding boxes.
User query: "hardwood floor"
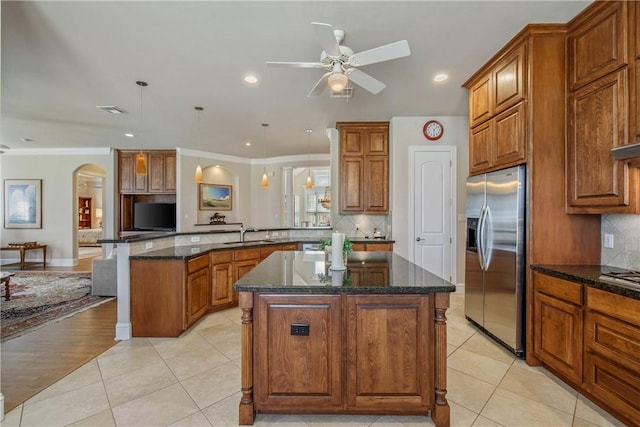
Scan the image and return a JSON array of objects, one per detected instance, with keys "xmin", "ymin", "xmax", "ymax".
[{"xmin": 1, "ymin": 255, "xmax": 117, "ymax": 412}]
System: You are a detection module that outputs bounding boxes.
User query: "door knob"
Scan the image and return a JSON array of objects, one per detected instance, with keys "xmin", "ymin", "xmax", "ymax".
[{"xmin": 416, "ymin": 237, "xmax": 422, "ymax": 241}]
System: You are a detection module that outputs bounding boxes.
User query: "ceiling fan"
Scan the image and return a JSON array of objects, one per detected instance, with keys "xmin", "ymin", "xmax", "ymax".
[{"xmin": 267, "ymin": 22, "xmax": 411, "ymax": 97}]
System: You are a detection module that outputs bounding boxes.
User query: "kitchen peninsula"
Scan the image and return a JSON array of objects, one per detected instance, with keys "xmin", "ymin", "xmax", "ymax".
[{"xmin": 233, "ymin": 251, "xmax": 456, "ymax": 427}]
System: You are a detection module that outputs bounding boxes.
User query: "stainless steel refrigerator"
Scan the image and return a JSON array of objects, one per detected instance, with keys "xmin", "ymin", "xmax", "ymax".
[{"xmin": 465, "ymin": 165, "xmax": 525, "ymax": 357}]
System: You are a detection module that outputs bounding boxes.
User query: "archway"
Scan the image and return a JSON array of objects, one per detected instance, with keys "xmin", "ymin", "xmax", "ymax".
[{"xmin": 74, "ymin": 164, "xmax": 106, "ymax": 261}]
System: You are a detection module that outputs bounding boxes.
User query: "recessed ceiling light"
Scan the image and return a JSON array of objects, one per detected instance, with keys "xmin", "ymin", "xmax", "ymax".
[
  {"xmin": 245, "ymin": 142, "xmax": 251, "ymax": 146},
  {"xmin": 433, "ymin": 73, "xmax": 448, "ymax": 82},
  {"xmin": 244, "ymin": 75, "xmax": 258, "ymax": 84},
  {"xmin": 97, "ymin": 106, "xmax": 128, "ymax": 114},
  {"xmin": 20, "ymin": 137, "xmax": 36, "ymax": 142},
  {"xmin": 125, "ymin": 133, "xmax": 135, "ymax": 138}
]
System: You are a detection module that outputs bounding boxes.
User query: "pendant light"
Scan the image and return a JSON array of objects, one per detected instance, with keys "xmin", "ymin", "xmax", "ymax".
[
  {"xmin": 305, "ymin": 129, "xmax": 313, "ymax": 189},
  {"xmin": 135, "ymin": 81, "xmax": 148, "ymax": 175},
  {"xmin": 261, "ymin": 123, "xmax": 269, "ymax": 188},
  {"xmin": 194, "ymin": 106, "xmax": 204, "ymax": 182}
]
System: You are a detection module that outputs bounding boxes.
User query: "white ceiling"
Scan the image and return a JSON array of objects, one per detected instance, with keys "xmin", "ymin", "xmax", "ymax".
[{"xmin": 1, "ymin": 1, "xmax": 591, "ymax": 159}]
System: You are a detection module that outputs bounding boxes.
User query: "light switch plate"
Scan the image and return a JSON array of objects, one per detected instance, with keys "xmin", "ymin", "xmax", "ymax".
[{"xmin": 604, "ymin": 234, "xmax": 614, "ymax": 249}]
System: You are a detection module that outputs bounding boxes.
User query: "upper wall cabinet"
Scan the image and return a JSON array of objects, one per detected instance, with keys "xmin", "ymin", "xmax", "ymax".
[
  {"xmin": 464, "ymin": 36, "xmax": 527, "ymax": 175},
  {"xmin": 566, "ymin": 1, "xmax": 639, "ymax": 214},
  {"xmin": 118, "ymin": 150, "xmax": 177, "ymax": 194},
  {"xmin": 337, "ymin": 122, "xmax": 389, "ymax": 214},
  {"xmin": 568, "ymin": 1, "xmax": 629, "ymax": 91},
  {"xmin": 468, "ymin": 44, "xmax": 526, "ymax": 129}
]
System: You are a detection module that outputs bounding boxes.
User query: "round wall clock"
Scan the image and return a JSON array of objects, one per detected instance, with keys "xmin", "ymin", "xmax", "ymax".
[{"xmin": 423, "ymin": 120, "xmax": 444, "ymax": 141}]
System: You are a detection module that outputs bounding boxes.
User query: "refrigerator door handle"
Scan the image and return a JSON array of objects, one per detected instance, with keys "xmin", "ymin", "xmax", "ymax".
[
  {"xmin": 483, "ymin": 205, "xmax": 493, "ymax": 270},
  {"xmin": 477, "ymin": 204, "xmax": 487, "ymax": 270}
]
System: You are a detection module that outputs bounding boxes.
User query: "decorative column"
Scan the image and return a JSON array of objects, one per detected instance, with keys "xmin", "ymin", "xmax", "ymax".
[
  {"xmin": 115, "ymin": 242, "xmax": 132, "ymax": 340},
  {"xmin": 238, "ymin": 291, "xmax": 255, "ymax": 425},
  {"xmin": 433, "ymin": 292, "xmax": 450, "ymax": 427}
]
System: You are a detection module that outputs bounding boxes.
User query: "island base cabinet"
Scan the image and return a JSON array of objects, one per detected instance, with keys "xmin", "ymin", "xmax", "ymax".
[
  {"xmin": 346, "ymin": 295, "xmax": 433, "ymax": 412},
  {"xmin": 240, "ymin": 292, "xmax": 450, "ymax": 426},
  {"xmin": 254, "ymin": 294, "xmax": 343, "ymax": 411}
]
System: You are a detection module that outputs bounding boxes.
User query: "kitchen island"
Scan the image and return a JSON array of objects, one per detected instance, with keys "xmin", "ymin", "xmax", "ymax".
[{"xmin": 233, "ymin": 251, "xmax": 456, "ymax": 426}]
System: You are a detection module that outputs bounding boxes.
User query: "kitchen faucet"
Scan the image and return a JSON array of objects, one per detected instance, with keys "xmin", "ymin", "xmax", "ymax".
[{"xmin": 239, "ymin": 225, "xmax": 258, "ymax": 242}]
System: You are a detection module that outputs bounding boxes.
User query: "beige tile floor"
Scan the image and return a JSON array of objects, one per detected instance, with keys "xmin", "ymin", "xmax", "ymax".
[{"xmin": 2, "ymin": 293, "xmax": 626, "ymax": 427}]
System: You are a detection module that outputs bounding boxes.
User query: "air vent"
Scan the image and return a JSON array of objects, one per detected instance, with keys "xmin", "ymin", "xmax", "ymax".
[
  {"xmin": 96, "ymin": 106, "xmax": 127, "ymax": 114},
  {"xmin": 330, "ymin": 87, "xmax": 353, "ymax": 98}
]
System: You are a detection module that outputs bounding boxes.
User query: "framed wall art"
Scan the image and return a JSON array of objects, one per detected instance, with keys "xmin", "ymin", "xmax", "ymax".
[
  {"xmin": 199, "ymin": 183, "xmax": 232, "ymax": 211},
  {"xmin": 4, "ymin": 179, "xmax": 42, "ymax": 228}
]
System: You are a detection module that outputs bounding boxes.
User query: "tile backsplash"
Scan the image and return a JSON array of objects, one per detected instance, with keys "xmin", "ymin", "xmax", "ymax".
[{"xmin": 601, "ymin": 214, "xmax": 640, "ymax": 270}]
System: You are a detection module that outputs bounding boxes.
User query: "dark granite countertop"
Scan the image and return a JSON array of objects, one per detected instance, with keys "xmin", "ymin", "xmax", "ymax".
[
  {"xmin": 233, "ymin": 251, "xmax": 456, "ymax": 294},
  {"xmin": 127, "ymin": 238, "xmax": 395, "ymax": 260},
  {"xmin": 531, "ymin": 264, "xmax": 640, "ymax": 300}
]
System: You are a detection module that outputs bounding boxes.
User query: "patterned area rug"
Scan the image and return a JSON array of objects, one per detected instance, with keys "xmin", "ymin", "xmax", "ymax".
[{"xmin": 1, "ymin": 272, "xmax": 113, "ymax": 341}]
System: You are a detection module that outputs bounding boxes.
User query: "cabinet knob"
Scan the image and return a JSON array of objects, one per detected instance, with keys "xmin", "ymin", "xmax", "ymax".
[{"xmin": 416, "ymin": 237, "xmax": 422, "ymax": 242}]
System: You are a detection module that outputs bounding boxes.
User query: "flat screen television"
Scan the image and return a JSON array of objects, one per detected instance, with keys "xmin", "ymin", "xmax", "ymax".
[{"xmin": 133, "ymin": 202, "xmax": 176, "ymax": 231}]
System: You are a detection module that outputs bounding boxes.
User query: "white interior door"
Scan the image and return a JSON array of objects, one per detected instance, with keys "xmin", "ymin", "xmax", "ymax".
[{"xmin": 411, "ymin": 147, "xmax": 455, "ymax": 281}]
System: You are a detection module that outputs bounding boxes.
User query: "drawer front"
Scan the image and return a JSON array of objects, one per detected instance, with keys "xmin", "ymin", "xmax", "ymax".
[
  {"xmin": 187, "ymin": 254, "xmax": 209, "ymax": 274},
  {"xmin": 366, "ymin": 243, "xmax": 392, "ymax": 252},
  {"xmin": 584, "ymin": 352, "xmax": 640, "ymax": 425},
  {"xmin": 210, "ymin": 250, "xmax": 233, "ymax": 265},
  {"xmin": 587, "ymin": 287, "xmax": 640, "ymax": 325},
  {"xmin": 586, "ymin": 311, "xmax": 640, "ymax": 373},
  {"xmin": 282, "ymin": 243, "xmax": 299, "ymax": 251},
  {"xmin": 234, "ymin": 247, "xmax": 260, "ymax": 262},
  {"xmin": 259, "ymin": 244, "xmax": 282, "ymax": 259},
  {"xmin": 533, "ymin": 272, "xmax": 583, "ymax": 305}
]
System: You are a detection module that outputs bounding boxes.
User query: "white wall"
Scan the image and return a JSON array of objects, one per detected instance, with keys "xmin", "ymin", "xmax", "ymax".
[
  {"xmin": 0, "ymin": 148, "xmax": 115, "ymax": 266},
  {"xmin": 390, "ymin": 116, "xmax": 469, "ymax": 286}
]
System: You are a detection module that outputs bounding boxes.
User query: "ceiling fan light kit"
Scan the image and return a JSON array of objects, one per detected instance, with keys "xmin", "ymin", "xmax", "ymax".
[{"xmin": 267, "ymin": 22, "xmax": 410, "ymax": 97}]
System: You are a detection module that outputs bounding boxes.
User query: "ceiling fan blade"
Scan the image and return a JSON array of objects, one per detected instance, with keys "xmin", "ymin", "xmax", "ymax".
[
  {"xmin": 346, "ymin": 69, "xmax": 386, "ymax": 94},
  {"xmin": 266, "ymin": 61, "xmax": 325, "ymax": 69},
  {"xmin": 312, "ymin": 22, "xmax": 340, "ymax": 57},
  {"xmin": 349, "ymin": 40, "xmax": 411, "ymax": 67},
  {"xmin": 307, "ymin": 72, "xmax": 331, "ymax": 97}
]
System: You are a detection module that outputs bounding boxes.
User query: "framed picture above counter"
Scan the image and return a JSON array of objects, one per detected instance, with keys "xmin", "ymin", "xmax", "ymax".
[{"xmin": 199, "ymin": 183, "xmax": 232, "ymax": 211}]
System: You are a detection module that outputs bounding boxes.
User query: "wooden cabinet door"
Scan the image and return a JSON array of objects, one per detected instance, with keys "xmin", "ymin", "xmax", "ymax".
[
  {"xmin": 365, "ymin": 126, "xmax": 389, "ymax": 155},
  {"xmin": 567, "ymin": 69, "xmax": 637, "ymax": 213},
  {"xmin": 340, "ymin": 126, "xmax": 365, "ymax": 156},
  {"xmin": 164, "ymin": 152, "xmax": 176, "ymax": 193},
  {"xmin": 494, "ymin": 102, "xmax": 526, "ymax": 167},
  {"xmin": 469, "ymin": 72, "xmax": 493, "ymax": 128},
  {"xmin": 346, "ymin": 295, "xmax": 433, "ymax": 411},
  {"xmin": 568, "ymin": 1, "xmax": 629, "ymax": 90},
  {"xmin": 119, "ymin": 152, "xmax": 135, "ymax": 193},
  {"xmin": 340, "ymin": 156, "xmax": 364, "ymax": 212},
  {"xmin": 493, "ymin": 43, "xmax": 526, "ymax": 114},
  {"xmin": 186, "ymin": 267, "xmax": 210, "ymax": 327},
  {"xmin": 254, "ymin": 294, "xmax": 343, "ymax": 411},
  {"xmin": 133, "ymin": 153, "xmax": 148, "ymax": 193},
  {"xmin": 469, "ymin": 120, "xmax": 493, "ymax": 175},
  {"xmin": 148, "ymin": 152, "xmax": 166, "ymax": 193},
  {"xmin": 364, "ymin": 156, "xmax": 388, "ymax": 212},
  {"xmin": 533, "ymin": 273, "xmax": 583, "ymax": 384},
  {"xmin": 211, "ymin": 262, "xmax": 233, "ymax": 308}
]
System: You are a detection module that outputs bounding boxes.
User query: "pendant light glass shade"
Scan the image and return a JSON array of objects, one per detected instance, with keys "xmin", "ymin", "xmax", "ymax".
[
  {"xmin": 194, "ymin": 164, "xmax": 203, "ymax": 182},
  {"xmin": 135, "ymin": 81, "xmax": 148, "ymax": 175},
  {"xmin": 136, "ymin": 152, "xmax": 147, "ymax": 175},
  {"xmin": 261, "ymin": 123, "xmax": 269, "ymax": 188},
  {"xmin": 306, "ymin": 175, "xmax": 313, "ymax": 189},
  {"xmin": 194, "ymin": 107, "xmax": 204, "ymax": 182}
]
